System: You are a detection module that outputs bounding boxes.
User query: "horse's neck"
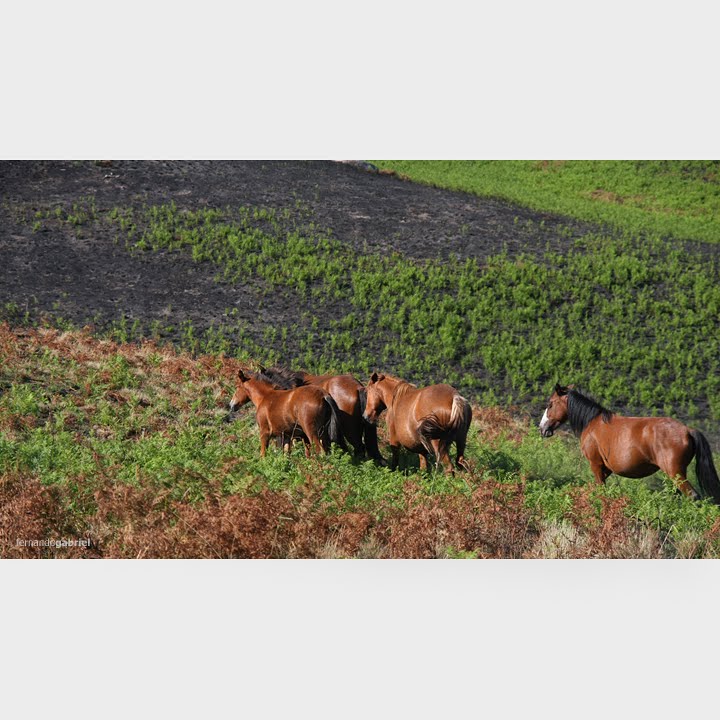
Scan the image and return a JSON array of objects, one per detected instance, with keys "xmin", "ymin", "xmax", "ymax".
[
  {"xmin": 386, "ymin": 379, "xmax": 412, "ymax": 407},
  {"xmin": 245, "ymin": 380, "xmax": 276, "ymax": 407}
]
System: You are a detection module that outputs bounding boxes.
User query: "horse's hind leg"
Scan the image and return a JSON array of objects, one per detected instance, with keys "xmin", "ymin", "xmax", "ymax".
[
  {"xmin": 389, "ymin": 445, "xmax": 400, "ymax": 470},
  {"xmin": 362, "ymin": 422, "xmax": 385, "ymax": 464},
  {"xmin": 662, "ymin": 457, "xmax": 699, "ymax": 500},
  {"xmin": 677, "ymin": 477, "xmax": 699, "ymax": 500},
  {"xmin": 301, "ymin": 436, "xmax": 313, "ymax": 458},
  {"xmin": 455, "ymin": 431, "xmax": 469, "ymax": 471},
  {"xmin": 277, "ymin": 432, "xmax": 292, "ymax": 454},
  {"xmin": 431, "ymin": 438, "xmax": 454, "ymax": 475},
  {"xmin": 418, "ymin": 452, "xmax": 428, "ymax": 471},
  {"xmin": 304, "ymin": 424, "xmax": 324, "ymax": 455},
  {"xmin": 343, "ymin": 417, "xmax": 364, "ymax": 457},
  {"xmin": 320, "ymin": 419, "xmax": 332, "ymax": 453},
  {"xmin": 439, "ymin": 446, "xmax": 455, "ymax": 475}
]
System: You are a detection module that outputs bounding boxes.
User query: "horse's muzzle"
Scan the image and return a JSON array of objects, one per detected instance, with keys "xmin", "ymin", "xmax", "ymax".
[
  {"xmin": 540, "ymin": 427, "xmax": 554, "ymax": 438},
  {"xmin": 362, "ymin": 412, "xmax": 376, "ymax": 425}
]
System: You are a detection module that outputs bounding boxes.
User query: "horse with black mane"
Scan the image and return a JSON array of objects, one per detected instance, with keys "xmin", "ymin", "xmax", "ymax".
[
  {"xmin": 229, "ymin": 369, "xmax": 346, "ymax": 457},
  {"xmin": 258, "ymin": 366, "xmax": 384, "ymax": 463},
  {"xmin": 363, "ymin": 372, "xmax": 472, "ymax": 474},
  {"xmin": 540, "ymin": 383, "xmax": 720, "ymax": 503}
]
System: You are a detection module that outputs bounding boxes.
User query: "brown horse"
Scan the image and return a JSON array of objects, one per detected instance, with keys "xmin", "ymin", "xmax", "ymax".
[
  {"xmin": 258, "ymin": 366, "xmax": 384, "ymax": 463},
  {"xmin": 229, "ymin": 369, "xmax": 345, "ymax": 457},
  {"xmin": 539, "ymin": 383, "xmax": 720, "ymax": 503},
  {"xmin": 363, "ymin": 372, "xmax": 472, "ymax": 473}
]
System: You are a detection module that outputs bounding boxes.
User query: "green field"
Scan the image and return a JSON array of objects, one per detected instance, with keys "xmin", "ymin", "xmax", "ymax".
[
  {"xmin": 2, "ymin": 326, "xmax": 719, "ymax": 558},
  {"xmin": 372, "ymin": 161, "xmax": 720, "ymax": 243},
  {"xmin": 4, "ymin": 161, "xmax": 720, "ymax": 557},
  {"xmin": 13, "ymin": 188, "xmax": 720, "ymax": 427}
]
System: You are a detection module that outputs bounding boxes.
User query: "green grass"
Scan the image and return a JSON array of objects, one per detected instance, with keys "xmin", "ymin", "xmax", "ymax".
[
  {"xmin": 8, "ymin": 162, "xmax": 720, "ymax": 556},
  {"xmin": 372, "ymin": 161, "xmax": 720, "ymax": 243},
  {"xmin": 2, "ymin": 327, "xmax": 720, "ymax": 556}
]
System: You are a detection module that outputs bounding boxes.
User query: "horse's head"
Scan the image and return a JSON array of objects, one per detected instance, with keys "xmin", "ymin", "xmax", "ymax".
[
  {"xmin": 539, "ymin": 383, "xmax": 571, "ymax": 437},
  {"xmin": 229, "ymin": 369, "xmax": 252, "ymax": 412},
  {"xmin": 363, "ymin": 372, "xmax": 388, "ymax": 424}
]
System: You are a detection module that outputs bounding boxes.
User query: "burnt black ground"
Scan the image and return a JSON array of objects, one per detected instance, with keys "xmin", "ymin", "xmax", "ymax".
[{"xmin": 0, "ymin": 160, "xmax": 594, "ymax": 339}]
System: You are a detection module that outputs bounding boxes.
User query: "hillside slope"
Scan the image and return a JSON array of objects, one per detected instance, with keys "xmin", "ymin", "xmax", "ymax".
[
  {"xmin": 1, "ymin": 161, "xmax": 719, "ymax": 429},
  {"xmin": 2, "ymin": 325, "xmax": 720, "ymax": 558}
]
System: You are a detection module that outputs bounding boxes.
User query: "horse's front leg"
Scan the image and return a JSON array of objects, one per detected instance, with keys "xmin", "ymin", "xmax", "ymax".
[
  {"xmin": 582, "ymin": 440, "xmax": 610, "ymax": 485},
  {"xmin": 259, "ymin": 431, "xmax": 270, "ymax": 458}
]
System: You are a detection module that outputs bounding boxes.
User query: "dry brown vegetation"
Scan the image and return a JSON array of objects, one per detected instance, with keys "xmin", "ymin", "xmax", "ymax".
[{"xmin": 1, "ymin": 466, "xmax": 678, "ymax": 559}]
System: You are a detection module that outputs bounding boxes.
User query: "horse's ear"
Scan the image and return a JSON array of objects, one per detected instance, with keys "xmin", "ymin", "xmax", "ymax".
[
  {"xmin": 258, "ymin": 365, "xmax": 266, "ymax": 375},
  {"xmin": 370, "ymin": 372, "xmax": 379, "ymax": 383},
  {"xmin": 238, "ymin": 369, "xmax": 247, "ymax": 381},
  {"xmin": 555, "ymin": 383, "xmax": 568, "ymax": 396}
]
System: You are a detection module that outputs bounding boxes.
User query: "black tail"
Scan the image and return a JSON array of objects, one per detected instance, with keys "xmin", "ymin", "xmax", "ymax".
[
  {"xmin": 691, "ymin": 430, "xmax": 720, "ymax": 503},
  {"xmin": 321, "ymin": 395, "xmax": 347, "ymax": 452}
]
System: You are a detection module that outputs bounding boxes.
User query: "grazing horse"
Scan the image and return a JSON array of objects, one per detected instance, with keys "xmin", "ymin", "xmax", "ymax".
[
  {"xmin": 229, "ymin": 369, "xmax": 345, "ymax": 457},
  {"xmin": 539, "ymin": 383, "xmax": 720, "ymax": 503},
  {"xmin": 363, "ymin": 372, "xmax": 472, "ymax": 473},
  {"xmin": 258, "ymin": 366, "xmax": 384, "ymax": 463}
]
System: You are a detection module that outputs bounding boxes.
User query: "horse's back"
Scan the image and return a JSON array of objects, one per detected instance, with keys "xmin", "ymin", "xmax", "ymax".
[
  {"xmin": 413, "ymin": 383, "xmax": 462, "ymax": 416},
  {"xmin": 292, "ymin": 384, "xmax": 328, "ymax": 408},
  {"xmin": 586, "ymin": 414, "xmax": 694, "ymax": 474},
  {"xmin": 263, "ymin": 384, "xmax": 327, "ymax": 429},
  {"xmin": 311, "ymin": 374, "xmax": 362, "ymax": 415},
  {"xmin": 595, "ymin": 415, "xmax": 690, "ymax": 443}
]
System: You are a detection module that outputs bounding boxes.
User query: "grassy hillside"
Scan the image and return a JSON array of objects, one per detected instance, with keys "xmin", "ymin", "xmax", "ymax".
[
  {"xmin": 4, "ymin": 162, "xmax": 720, "ymax": 558},
  {"xmin": 9, "ymin": 195, "xmax": 720, "ymax": 428},
  {"xmin": 2, "ymin": 325, "xmax": 720, "ymax": 558},
  {"xmin": 372, "ymin": 161, "xmax": 720, "ymax": 243}
]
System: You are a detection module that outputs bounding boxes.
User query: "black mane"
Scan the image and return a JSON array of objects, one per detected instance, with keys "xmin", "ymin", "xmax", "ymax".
[
  {"xmin": 257, "ymin": 366, "xmax": 307, "ymax": 390},
  {"xmin": 566, "ymin": 389, "xmax": 613, "ymax": 435}
]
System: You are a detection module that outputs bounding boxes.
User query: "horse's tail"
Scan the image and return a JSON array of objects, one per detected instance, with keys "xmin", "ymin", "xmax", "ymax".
[
  {"xmin": 451, "ymin": 394, "xmax": 473, "ymax": 440},
  {"xmin": 418, "ymin": 394, "xmax": 472, "ymax": 456},
  {"xmin": 358, "ymin": 387, "xmax": 383, "ymax": 462},
  {"xmin": 321, "ymin": 395, "xmax": 347, "ymax": 452},
  {"xmin": 691, "ymin": 430, "xmax": 720, "ymax": 503}
]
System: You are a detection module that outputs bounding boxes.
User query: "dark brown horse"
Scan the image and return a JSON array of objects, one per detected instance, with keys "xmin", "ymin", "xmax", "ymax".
[
  {"xmin": 363, "ymin": 372, "xmax": 472, "ymax": 473},
  {"xmin": 539, "ymin": 383, "xmax": 720, "ymax": 503},
  {"xmin": 229, "ymin": 369, "xmax": 345, "ymax": 457},
  {"xmin": 258, "ymin": 366, "xmax": 384, "ymax": 463}
]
